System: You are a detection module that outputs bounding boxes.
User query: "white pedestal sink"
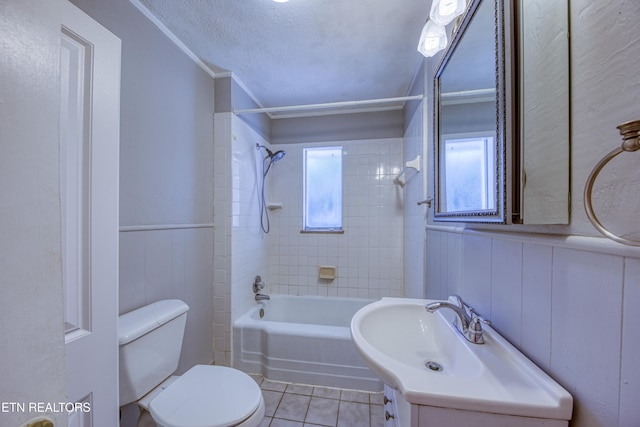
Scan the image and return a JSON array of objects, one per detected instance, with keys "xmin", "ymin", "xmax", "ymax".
[{"xmin": 350, "ymin": 298, "xmax": 573, "ymax": 425}]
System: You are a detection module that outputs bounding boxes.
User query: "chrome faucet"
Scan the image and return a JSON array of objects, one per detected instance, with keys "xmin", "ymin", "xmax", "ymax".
[
  {"xmin": 253, "ymin": 275, "xmax": 270, "ymax": 301},
  {"xmin": 425, "ymin": 295, "xmax": 488, "ymax": 344}
]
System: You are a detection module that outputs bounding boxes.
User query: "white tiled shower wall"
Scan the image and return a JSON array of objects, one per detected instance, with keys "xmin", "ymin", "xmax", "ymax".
[
  {"xmin": 265, "ymin": 138, "xmax": 404, "ymax": 299},
  {"xmin": 230, "ymin": 116, "xmax": 270, "ymax": 321},
  {"xmin": 213, "ymin": 113, "xmax": 272, "ymax": 365},
  {"xmin": 213, "ymin": 114, "xmax": 407, "ymax": 364}
]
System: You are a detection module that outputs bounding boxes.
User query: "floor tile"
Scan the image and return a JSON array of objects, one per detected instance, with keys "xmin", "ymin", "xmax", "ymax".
[
  {"xmin": 337, "ymin": 401, "xmax": 370, "ymax": 427},
  {"xmin": 262, "ymin": 379, "xmax": 289, "ymax": 392},
  {"xmin": 369, "ymin": 392, "xmax": 384, "ymax": 406},
  {"xmin": 340, "ymin": 389, "xmax": 370, "ymax": 403},
  {"xmin": 370, "ymin": 404, "xmax": 384, "ymax": 427},
  {"xmin": 271, "ymin": 419, "xmax": 304, "ymax": 427},
  {"xmin": 305, "ymin": 396, "xmax": 339, "ymax": 426},
  {"xmin": 254, "ymin": 377, "xmax": 383, "ymax": 427},
  {"xmin": 262, "ymin": 390, "xmax": 283, "ymax": 418},
  {"xmin": 274, "ymin": 393, "xmax": 311, "ymax": 422},
  {"xmin": 312, "ymin": 386, "xmax": 341, "ymax": 400},
  {"xmin": 286, "ymin": 383, "xmax": 314, "ymax": 396},
  {"xmin": 249, "ymin": 373, "xmax": 264, "ymax": 386}
]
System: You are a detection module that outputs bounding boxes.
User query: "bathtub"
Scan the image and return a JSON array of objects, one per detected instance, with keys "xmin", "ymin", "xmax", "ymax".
[{"xmin": 232, "ymin": 294, "xmax": 382, "ymax": 391}]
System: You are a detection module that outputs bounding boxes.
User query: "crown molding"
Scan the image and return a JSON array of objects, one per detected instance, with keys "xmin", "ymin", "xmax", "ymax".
[{"xmin": 128, "ymin": 0, "xmax": 216, "ymax": 79}]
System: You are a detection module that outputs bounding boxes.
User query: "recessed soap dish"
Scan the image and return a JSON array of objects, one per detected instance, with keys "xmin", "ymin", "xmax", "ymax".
[{"xmin": 319, "ymin": 266, "xmax": 336, "ymax": 280}]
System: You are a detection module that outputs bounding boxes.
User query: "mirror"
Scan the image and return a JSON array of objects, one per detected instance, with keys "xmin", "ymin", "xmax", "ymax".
[{"xmin": 433, "ymin": 0, "xmax": 570, "ymax": 224}]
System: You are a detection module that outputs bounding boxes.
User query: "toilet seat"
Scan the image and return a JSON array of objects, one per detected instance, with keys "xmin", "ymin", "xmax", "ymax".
[{"xmin": 149, "ymin": 365, "xmax": 263, "ymax": 427}]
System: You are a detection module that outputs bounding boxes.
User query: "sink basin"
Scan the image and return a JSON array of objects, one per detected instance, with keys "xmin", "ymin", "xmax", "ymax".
[{"xmin": 350, "ymin": 298, "xmax": 573, "ymax": 420}]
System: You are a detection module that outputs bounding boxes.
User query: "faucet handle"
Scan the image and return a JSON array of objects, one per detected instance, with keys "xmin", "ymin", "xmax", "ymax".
[
  {"xmin": 468, "ymin": 310, "xmax": 490, "ymax": 341},
  {"xmin": 466, "ymin": 316, "xmax": 487, "ymax": 344},
  {"xmin": 253, "ymin": 275, "xmax": 265, "ymax": 293},
  {"xmin": 469, "ymin": 315, "xmax": 489, "ymax": 329},
  {"xmin": 466, "ymin": 311, "xmax": 489, "ymax": 344}
]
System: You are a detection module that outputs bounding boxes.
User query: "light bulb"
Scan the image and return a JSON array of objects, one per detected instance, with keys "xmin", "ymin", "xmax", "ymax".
[
  {"xmin": 439, "ymin": 0, "xmax": 457, "ymax": 16},
  {"xmin": 417, "ymin": 21, "xmax": 447, "ymax": 57},
  {"xmin": 429, "ymin": 0, "xmax": 466, "ymax": 26}
]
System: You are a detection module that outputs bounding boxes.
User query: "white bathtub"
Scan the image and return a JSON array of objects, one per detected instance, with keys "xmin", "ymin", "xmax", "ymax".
[{"xmin": 232, "ymin": 294, "xmax": 382, "ymax": 391}]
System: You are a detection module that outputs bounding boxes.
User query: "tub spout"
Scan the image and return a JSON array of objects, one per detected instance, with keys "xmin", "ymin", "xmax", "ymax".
[{"xmin": 255, "ymin": 293, "xmax": 270, "ymax": 301}]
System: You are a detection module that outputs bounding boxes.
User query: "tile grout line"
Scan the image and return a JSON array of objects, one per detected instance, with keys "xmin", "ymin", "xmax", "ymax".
[{"xmin": 257, "ymin": 377, "xmax": 381, "ymax": 427}]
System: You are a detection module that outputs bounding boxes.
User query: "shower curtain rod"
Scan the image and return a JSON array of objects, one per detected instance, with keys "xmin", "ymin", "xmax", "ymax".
[{"xmin": 233, "ymin": 95, "xmax": 424, "ymax": 115}]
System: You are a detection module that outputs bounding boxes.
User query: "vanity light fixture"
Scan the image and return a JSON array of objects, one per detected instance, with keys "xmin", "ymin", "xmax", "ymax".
[
  {"xmin": 430, "ymin": 0, "xmax": 467, "ymax": 26},
  {"xmin": 417, "ymin": 20, "xmax": 448, "ymax": 57},
  {"xmin": 417, "ymin": 0, "xmax": 467, "ymax": 57}
]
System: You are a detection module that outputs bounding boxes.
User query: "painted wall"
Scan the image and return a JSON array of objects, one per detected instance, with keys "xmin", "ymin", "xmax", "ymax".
[
  {"xmin": 265, "ymin": 138, "xmax": 404, "ymax": 298},
  {"xmin": 425, "ymin": 1, "xmax": 640, "ymax": 426},
  {"xmin": 0, "ymin": 1, "xmax": 68, "ymax": 425},
  {"xmin": 271, "ymin": 110, "xmax": 405, "ymax": 145},
  {"xmin": 214, "ymin": 75, "xmax": 271, "ymax": 141},
  {"xmin": 69, "ymin": 0, "xmax": 215, "ymax": 374}
]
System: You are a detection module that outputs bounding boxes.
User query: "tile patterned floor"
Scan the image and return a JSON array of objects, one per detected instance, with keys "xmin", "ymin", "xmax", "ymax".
[{"xmin": 250, "ymin": 375, "xmax": 385, "ymax": 427}]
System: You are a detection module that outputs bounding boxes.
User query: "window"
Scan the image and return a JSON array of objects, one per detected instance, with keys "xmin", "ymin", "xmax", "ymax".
[{"xmin": 303, "ymin": 147, "xmax": 343, "ymax": 232}]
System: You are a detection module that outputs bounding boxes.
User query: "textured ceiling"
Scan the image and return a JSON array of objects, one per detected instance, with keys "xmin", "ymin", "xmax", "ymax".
[{"xmin": 137, "ymin": 0, "xmax": 429, "ymax": 108}]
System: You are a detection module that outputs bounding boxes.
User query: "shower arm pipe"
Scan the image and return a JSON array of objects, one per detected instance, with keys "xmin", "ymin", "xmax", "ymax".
[{"xmin": 233, "ymin": 95, "xmax": 424, "ymax": 115}]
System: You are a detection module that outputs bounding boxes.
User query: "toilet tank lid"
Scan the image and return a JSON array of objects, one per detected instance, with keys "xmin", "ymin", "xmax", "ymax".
[{"xmin": 118, "ymin": 299, "xmax": 189, "ymax": 345}]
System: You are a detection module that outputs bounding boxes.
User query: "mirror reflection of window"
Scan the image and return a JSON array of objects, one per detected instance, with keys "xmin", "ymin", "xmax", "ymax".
[{"xmin": 442, "ymin": 134, "xmax": 496, "ymax": 212}]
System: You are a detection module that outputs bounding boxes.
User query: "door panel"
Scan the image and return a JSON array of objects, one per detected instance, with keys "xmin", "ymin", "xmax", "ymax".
[{"xmin": 59, "ymin": 1, "xmax": 121, "ymax": 425}]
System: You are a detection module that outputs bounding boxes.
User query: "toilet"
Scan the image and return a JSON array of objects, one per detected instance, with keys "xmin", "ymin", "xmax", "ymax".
[{"xmin": 118, "ymin": 299, "xmax": 265, "ymax": 427}]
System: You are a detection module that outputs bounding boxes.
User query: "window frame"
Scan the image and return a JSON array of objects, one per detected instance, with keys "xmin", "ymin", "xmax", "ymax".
[{"xmin": 302, "ymin": 146, "xmax": 344, "ymax": 233}]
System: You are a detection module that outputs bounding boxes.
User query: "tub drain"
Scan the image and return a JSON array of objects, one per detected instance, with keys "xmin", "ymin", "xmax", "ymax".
[
  {"xmin": 425, "ymin": 361, "xmax": 443, "ymax": 372},
  {"xmin": 259, "ymin": 308, "xmax": 265, "ymax": 318}
]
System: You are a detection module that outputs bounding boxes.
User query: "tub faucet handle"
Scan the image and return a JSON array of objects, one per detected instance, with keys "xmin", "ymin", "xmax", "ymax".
[{"xmin": 253, "ymin": 275, "xmax": 265, "ymax": 293}]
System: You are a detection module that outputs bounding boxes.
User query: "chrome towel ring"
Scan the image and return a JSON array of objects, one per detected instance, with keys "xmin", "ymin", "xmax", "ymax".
[{"xmin": 583, "ymin": 119, "xmax": 640, "ymax": 246}]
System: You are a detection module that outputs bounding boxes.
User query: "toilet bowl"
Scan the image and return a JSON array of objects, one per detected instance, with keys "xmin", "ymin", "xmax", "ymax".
[
  {"xmin": 146, "ymin": 365, "xmax": 265, "ymax": 427},
  {"xmin": 118, "ymin": 300, "xmax": 264, "ymax": 427}
]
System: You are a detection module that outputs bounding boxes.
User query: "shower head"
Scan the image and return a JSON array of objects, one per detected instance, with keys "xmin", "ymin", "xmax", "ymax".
[
  {"xmin": 256, "ymin": 144, "xmax": 286, "ymax": 162},
  {"xmin": 271, "ymin": 150, "xmax": 286, "ymax": 162}
]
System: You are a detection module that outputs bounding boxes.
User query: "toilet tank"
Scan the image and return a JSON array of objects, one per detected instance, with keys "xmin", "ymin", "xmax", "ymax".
[{"xmin": 118, "ymin": 299, "xmax": 189, "ymax": 406}]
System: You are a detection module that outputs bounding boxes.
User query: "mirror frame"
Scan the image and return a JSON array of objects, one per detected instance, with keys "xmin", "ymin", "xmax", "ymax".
[{"xmin": 433, "ymin": 0, "xmax": 516, "ymax": 223}]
